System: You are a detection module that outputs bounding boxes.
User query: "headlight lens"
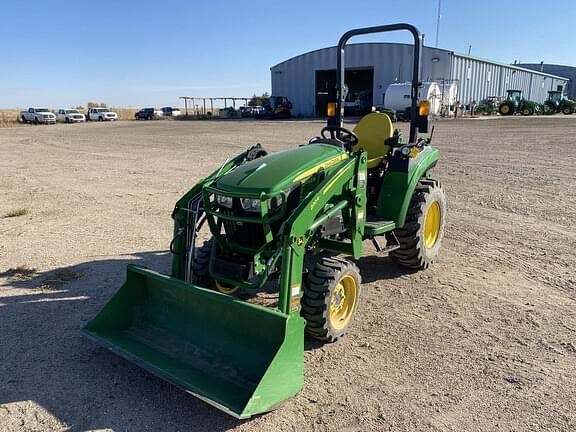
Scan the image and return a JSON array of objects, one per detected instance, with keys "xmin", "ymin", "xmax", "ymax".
[
  {"xmin": 216, "ymin": 194, "xmax": 233, "ymax": 208},
  {"xmin": 241, "ymin": 198, "xmax": 260, "ymax": 212}
]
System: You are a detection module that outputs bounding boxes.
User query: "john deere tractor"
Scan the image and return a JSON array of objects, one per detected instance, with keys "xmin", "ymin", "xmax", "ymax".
[
  {"xmin": 544, "ymin": 90, "xmax": 575, "ymax": 115},
  {"xmin": 498, "ymin": 89, "xmax": 537, "ymax": 116},
  {"xmin": 84, "ymin": 24, "xmax": 445, "ymax": 419},
  {"xmin": 255, "ymin": 95, "xmax": 293, "ymax": 119}
]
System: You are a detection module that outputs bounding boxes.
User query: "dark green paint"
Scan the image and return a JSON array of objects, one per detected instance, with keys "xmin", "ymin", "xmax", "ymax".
[{"xmin": 376, "ymin": 147, "xmax": 439, "ymax": 227}]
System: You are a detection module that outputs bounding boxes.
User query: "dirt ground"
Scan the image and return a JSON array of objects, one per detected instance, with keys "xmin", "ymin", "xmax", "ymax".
[{"xmin": 1, "ymin": 117, "xmax": 575, "ymax": 432}]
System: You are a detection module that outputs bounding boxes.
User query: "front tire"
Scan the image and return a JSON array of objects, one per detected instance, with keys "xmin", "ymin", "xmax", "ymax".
[
  {"xmin": 563, "ymin": 107, "xmax": 573, "ymax": 115},
  {"xmin": 301, "ymin": 256, "xmax": 361, "ymax": 342},
  {"xmin": 98, "ymin": 116, "xmax": 103, "ymax": 122},
  {"xmin": 390, "ymin": 178, "xmax": 446, "ymax": 269},
  {"xmin": 191, "ymin": 240, "xmax": 240, "ymax": 295}
]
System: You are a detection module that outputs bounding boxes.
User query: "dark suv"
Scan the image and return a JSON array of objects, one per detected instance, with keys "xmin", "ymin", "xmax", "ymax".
[{"xmin": 135, "ymin": 108, "xmax": 159, "ymax": 120}]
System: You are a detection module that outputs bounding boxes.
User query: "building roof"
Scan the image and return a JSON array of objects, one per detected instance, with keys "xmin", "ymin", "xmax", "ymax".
[{"xmin": 271, "ymin": 42, "xmax": 570, "ymax": 81}]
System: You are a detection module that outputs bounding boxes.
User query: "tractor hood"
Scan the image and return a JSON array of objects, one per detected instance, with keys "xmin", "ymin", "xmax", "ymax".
[{"xmin": 215, "ymin": 144, "xmax": 348, "ymax": 194}]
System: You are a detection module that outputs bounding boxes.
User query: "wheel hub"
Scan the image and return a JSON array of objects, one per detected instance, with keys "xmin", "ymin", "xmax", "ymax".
[
  {"xmin": 329, "ymin": 275, "xmax": 357, "ymax": 330},
  {"xmin": 423, "ymin": 201, "xmax": 441, "ymax": 248}
]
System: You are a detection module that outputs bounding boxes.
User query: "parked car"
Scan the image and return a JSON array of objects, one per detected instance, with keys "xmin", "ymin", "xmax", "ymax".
[
  {"xmin": 135, "ymin": 108, "xmax": 163, "ymax": 120},
  {"xmin": 56, "ymin": 109, "xmax": 86, "ymax": 123},
  {"xmin": 87, "ymin": 107, "xmax": 118, "ymax": 121},
  {"xmin": 161, "ymin": 107, "xmax": 181, "ymax": 117},
  {"xmin": 20, "ymin": 107, "xmax": 56, "ymax": 124}
]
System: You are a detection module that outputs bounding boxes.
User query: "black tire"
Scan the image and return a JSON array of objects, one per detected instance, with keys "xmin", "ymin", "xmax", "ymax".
[
  {"xmin": 148, "ymin": 115, "xmax": 153, "ymax": 121},
  {"xmin": 65, "ymin": 117, "xmax": 70, "ymax": 123},
  {"xmin": 191, "ymin": 239, "xmax": 240, "ymax": 295},
  {"xmin": 301, "ymin": 256, "xmax": 361, "ymax": 342},
  {"xmin": 191, "ymin": 240, "xmax": 212, "ymax": 287},
  {"xmin": 21, "ymin": 115, "xmax": 27, "ymax": 124},
  {"xmin": 390, "ymin": 178, "xmax": 446, "ymax": 270},
  {"xmin": 521, "ymin": 107, "xmax": 532, "ymax": 116},
  {"xmin": 34, "ymin": 117, "xmax": 39, "ymax": 125},
  {"xmin": 98, "ymin": 116, "xmax": 103, "ymax": 122},
  {"xmin": 498, "ymin": 102, "xmax": 513, "ymax": 116},
  {"xmin": 562, "ymin": 107, "xmax": 573, "ymax": 115}
]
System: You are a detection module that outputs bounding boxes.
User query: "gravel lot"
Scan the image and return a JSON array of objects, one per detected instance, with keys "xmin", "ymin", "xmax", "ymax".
[{"xmin": 1, "ymin": 117, "xmax": 575, "ymax": 432}]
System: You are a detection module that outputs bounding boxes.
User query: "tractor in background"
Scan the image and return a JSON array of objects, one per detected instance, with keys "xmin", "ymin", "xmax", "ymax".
[
  {"xmin": 498, "ymin": 90, "xmax": 537, "ymax": 116},
  {"xmin": 544, "ymin": 90, "xmax": 575, "ymax": 115},
  {"xmin": 255, "ymin": 96, "xmax": 293, "ymax": 119}
]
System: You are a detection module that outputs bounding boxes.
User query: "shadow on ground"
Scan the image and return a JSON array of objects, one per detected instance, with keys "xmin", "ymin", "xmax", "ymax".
[
  {"xmin": 0, "ymin": 251, "xmax": 247, "ymax": 432},
  {"xmin": 0, "ymin": 250, "xmax": 415, "ymax": 431}
]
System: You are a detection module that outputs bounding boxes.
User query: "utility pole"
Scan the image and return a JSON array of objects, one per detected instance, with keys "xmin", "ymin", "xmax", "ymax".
[{"xmin": 435, "ymin": 0, "xmax": 441, "ymax": 48}]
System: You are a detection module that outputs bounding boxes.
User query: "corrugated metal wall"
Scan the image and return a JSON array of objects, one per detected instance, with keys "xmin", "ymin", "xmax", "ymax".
[
  {"xmin": 451, "ymin": 54, "xmax": 569, "ymax": 105},
  {"xmin": 518, "ymin": 64, "xmax": 575, "ymax": 99},
  {"xmin": 271, "ymin": 43, "xmax": 569, "ymax": 116}
]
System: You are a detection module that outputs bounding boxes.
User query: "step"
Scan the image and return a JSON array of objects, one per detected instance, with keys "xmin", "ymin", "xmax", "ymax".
[{"xmin": 364, "ymin": 216, "xmax": 395, "ymax": 236}]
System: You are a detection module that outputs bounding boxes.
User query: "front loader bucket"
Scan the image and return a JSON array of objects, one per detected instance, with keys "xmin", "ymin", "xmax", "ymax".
[{"xmin": 83, "ymin": 265, "xmax": 304, "ymax": 418}]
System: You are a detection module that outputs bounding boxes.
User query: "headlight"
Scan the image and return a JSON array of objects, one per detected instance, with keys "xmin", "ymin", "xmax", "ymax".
[
  {"xmin": 400, "ymin": 146, "xmax": 411, "ymax": 157},
  {"xmin": 241, "ymin": 198, "xmax": 260, "ymax": 212},
  {"xmin": 216, "ymin": 194, "xmax": 233, "ymax": 208}
]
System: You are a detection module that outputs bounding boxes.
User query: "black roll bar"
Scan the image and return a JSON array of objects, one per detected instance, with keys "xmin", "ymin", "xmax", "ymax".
[{"xmin": 335, "ymin": 23, "xmax": 422, "ymax": 143}]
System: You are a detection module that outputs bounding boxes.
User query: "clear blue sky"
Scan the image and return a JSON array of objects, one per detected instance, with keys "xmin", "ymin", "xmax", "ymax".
[{"xmin": 1, "ymin": 0, "xmax": 574, "ymax": 108}]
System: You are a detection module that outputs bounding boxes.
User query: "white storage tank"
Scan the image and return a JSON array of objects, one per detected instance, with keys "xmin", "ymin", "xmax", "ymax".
[{"xmin": 383, "ymin": 82, "xmax": 442, "ymax": 115}]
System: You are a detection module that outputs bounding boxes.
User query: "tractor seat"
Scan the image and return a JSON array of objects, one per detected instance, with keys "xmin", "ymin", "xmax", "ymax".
[{"xmin": 352, "ymin": 112, "xmax": 394, "ymax": 169}]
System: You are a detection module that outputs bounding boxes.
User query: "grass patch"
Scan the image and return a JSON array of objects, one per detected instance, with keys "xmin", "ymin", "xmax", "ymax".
[
  {"xmin": 1, "ymin": 265, "xmax": 37, "ymax": 280},
  {"xmin": 39, "ymin": 268, "xmax": 82, "ymax": 291},
  {"xmin": 4, "ymin": 208, "xmax": 29, "ymax": 218}
]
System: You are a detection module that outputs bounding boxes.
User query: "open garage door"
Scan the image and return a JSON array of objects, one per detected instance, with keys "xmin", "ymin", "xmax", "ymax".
[{"xmin": 315, "ymin": 68, "xmax": 374, "ymax": 117}]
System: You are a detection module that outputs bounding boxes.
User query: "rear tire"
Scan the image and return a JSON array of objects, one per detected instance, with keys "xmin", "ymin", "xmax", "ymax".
[
  {"xmin": 301, "ymin": 256, "xmax": 361, "ymax": 342},
  {"xmin": 21, "ymin": 115, "xmax": 26, "ymax": 124},
  {"xmin": 499, "ymin": 102, "xmax": 513, "ymax": 116},
  {"xmin": 390, "ymin": 178, "xmax": 446, "ymax": 269}
]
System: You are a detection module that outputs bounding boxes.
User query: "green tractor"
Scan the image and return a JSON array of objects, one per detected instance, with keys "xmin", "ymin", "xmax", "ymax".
[
  {"xmin": 544, "ymin": 90, "xmax": 575, "ymax": 115},
  {"xmin": 498, "ymin": 89, "xmax": 537, "ymax": 116},
  {"xmin": 83, "ymin": 24, "xmax": 445, "ymax": 419}
]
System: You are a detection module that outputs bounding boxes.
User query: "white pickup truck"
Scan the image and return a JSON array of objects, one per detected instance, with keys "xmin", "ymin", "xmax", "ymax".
[
  {"xmin": 86, "ymin": 107, "xmax": 118, "ymax": 121},
  {"xmin": 20, "ymin": 108, "xmax": 56, "ymax": 124},
  {"xmin": 56, "ymin": 109, "xmax": 86, "ymax": 123}
]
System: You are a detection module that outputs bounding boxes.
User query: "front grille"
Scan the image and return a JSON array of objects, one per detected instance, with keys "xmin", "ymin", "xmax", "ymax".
[{"xmin": 220, "ymin": 208, "xmax": 265, "ymax": 249}]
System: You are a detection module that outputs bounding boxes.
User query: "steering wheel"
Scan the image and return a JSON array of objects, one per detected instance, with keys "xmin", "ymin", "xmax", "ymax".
[{"xmin": 320, "ymin": 126, "xmax": 359, "ymax": 147}]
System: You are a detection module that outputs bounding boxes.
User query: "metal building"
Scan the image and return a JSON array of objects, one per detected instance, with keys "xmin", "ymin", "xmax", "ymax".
[
  {"xmin": 518, "ymin": 64, "xmax": 576, "ymax": 99},
  {"xmin": 270, "ymin": 43, "xmax": 569, "ymax": 117}
]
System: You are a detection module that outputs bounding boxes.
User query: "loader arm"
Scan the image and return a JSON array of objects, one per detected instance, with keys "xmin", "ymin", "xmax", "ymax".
[{"xmin": 170, "ymin": 148, "xmax": 256, "ymax": 280}]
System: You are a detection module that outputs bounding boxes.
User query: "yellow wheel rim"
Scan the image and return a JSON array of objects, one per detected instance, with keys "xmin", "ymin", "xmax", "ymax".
[
  {"xmin": 423, "ymin": 201, "xmax": 441, "ymax": 249},
  {"xmin": 213, "ymin": 280, "xmax": 240, "ymax": 295},
  {"xmin": 329, "ymin": 275, "xmax": 357, "ymax": 330},
  {"xmin": 501, "ymin": 105, "xmax": 510, "ymax": 114}
]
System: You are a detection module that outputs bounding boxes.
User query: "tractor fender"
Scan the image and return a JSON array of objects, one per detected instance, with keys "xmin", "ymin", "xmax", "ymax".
[{"xmin": 376, "ymin": 146, "xmax": 440, "ymax": 228}]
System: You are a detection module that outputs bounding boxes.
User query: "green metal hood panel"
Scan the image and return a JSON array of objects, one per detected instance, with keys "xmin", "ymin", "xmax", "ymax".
[{"xmin": 215, "ymin": 144, "xmax": 347, "ymax": 194}]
